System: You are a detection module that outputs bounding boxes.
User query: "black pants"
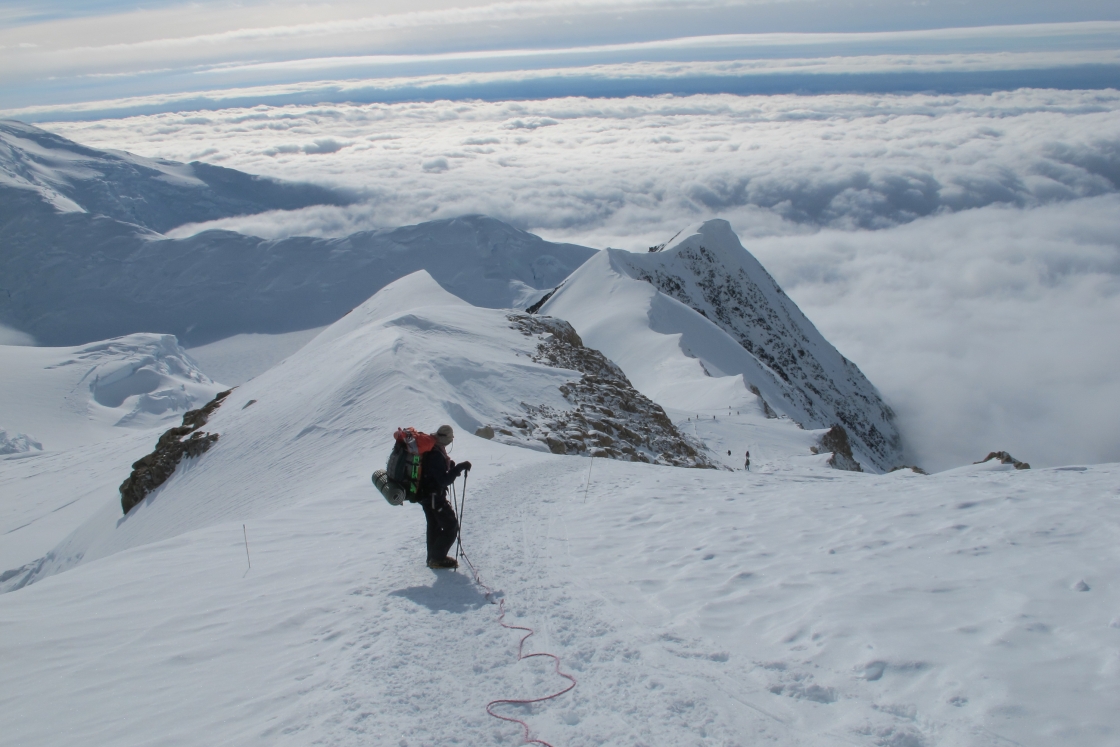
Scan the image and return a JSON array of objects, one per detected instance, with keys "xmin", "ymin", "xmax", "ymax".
[{"xmin": 421, "ymin": 492, "xmax": 459, "ymax": 561}]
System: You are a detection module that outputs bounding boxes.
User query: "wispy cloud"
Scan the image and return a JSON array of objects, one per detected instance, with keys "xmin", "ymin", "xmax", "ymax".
[{"xmin": 2, "ymin": 0, "xmax": 1118, "ymax": 113}]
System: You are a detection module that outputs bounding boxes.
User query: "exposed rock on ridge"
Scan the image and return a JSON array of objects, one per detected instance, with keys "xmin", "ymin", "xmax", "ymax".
[
  {"xmin": 975, "ymin": 451, "xmax": 1030, "ymax": 470},
  {"xmin": 119, "ymin": 389, "xmax": 231, "ymax": 514},
  {"xmin": 0, "ymin": 429, "xmax": 42, "ymax": 455},
  {"xmin": 810, "ymin": 425, "xmax": 864, "ymax": 472},
  {"xmin": 495, "ymin": 314, "xmax": 714, "ymax": 468}
]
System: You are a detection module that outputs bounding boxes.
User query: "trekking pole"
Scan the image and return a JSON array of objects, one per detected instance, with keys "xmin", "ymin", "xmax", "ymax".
[{"xmin": 456, "ymin": 472, "xmax": 468, "ymax": 560}]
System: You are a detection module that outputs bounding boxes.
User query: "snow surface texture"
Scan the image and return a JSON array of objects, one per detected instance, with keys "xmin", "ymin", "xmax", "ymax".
[
  {"xmin": 0, "ymin": 121, "xmax": 596, "ymax": 346},
  {"xmin": 542, "ymin": 220, "xmax": 902, "ymax": 473},
  {"xmin": 1, "ymin": 271, "xmax": 1117, "ymax": 745}
]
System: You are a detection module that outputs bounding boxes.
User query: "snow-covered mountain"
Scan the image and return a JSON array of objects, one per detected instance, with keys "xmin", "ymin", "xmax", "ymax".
[
  {"xmin": 0, "ymin": 121, "xmax": 596, "ymax": 346},
  {"xmin": 2, "ymin": 269, "xmax": 1117, "ymax": 746},
  {"xmin": 542, "ymin": 220, "xmax": 904, "ymax": 472},
  {"xmin": 0, "ymin": 120, "xmax": 351, "ymax": 233}
]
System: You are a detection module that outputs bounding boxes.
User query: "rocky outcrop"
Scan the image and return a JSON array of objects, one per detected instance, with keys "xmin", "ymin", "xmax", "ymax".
[
  {"xmin": 749, "ymin": 384, "xmax": 779, "ymax": 419},
  {"xmin": 975, "ymin": 451, "xmax": 1030, "ymax": 470},
  {"xmin": 810, "ymin": 424, "xmax": 864, "ymax": 472},
  {"xmin": 120, "ymin": 389, "xmax": 231, "ymax": 514},
  {"xmin": 499, "ymin": 314, "xmax": 715, "ymax": 468},
  {"xmin": 526, "ymin": 285, "xmax": 561, "ymax": 314},
  {"xmin": 889, "ymin": 465, "xmax": 929, "ymax": 475}
]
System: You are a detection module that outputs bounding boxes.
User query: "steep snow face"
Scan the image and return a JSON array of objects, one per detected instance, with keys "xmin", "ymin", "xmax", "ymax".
[
  {"xmin": 542, "ymin": 220, "xmax": 903, "ymax": 472},
  {"xmin": 0, "ymin": 333, "xmax": 223, "ymax": 452},
  {"xmin": 0, "ymin": 120, "xmax": 351, "ymax": 233}
]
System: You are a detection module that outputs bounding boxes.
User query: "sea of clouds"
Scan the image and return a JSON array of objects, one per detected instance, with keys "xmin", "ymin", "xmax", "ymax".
[{"xmin": 43, "ymin": 88, "xmax": 1120, "ymax": 471}]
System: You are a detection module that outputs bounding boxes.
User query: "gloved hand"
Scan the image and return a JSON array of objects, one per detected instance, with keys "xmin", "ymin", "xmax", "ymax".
[{"xmin": 456, "ymin": 460, "xmax": 472, "ymax": 475}]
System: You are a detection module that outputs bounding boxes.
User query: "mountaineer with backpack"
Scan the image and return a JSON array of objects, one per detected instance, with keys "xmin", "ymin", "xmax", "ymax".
[
  {"xmin": 419, "ymin": 424, "xmax": 471, "ymax": 569},
  {"xmin": 373, "ymin": 424, "xmax": 471, "ymax": 569}
]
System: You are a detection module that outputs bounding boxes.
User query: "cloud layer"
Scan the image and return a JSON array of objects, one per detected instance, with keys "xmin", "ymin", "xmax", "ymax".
[
  {"xmin": 39, "ymin": 89, "xmax": 1120, "ymax": 470},
  {"xmin": 50, "ymin": 90, "xmax": 1120, "ymax": 242}
]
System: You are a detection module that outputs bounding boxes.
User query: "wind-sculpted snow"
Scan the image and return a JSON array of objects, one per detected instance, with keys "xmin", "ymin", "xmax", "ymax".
[{"xmin": 543, "ymin": 220, "xmax": 903, "ymax": 472}]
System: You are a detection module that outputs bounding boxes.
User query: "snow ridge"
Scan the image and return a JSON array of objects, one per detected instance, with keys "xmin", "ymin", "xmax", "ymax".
[
  {"xmin": 0, "ymin": 429, "xmax": 42, "ymax": 455},
  {"xmin": 618, "ymin": 221, "xmax": 902, "ymax": 471},
  {"xmin": 541, "ymin": 220, "xmax": 903, "ymax": 472}
]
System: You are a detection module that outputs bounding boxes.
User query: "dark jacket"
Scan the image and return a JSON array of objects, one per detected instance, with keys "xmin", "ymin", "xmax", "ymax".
[{"xmin": 419, "ymin": 445, "xmax": 462, "ymax": 496}]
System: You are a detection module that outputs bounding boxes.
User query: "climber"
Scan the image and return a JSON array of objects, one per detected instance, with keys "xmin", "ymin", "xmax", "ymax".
[
  {"xmin": 744, "ymin": 450, "xmax": 751, "ymax": 471},
  {"xmin": 420, "ymin": 424, "xmax": 471, "ymax": 569}
]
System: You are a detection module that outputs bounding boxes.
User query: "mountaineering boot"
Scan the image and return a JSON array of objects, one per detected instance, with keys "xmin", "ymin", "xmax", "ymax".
[{"xmin": 427, "ymin": 556, "xmax": 459, "ymax": 569}]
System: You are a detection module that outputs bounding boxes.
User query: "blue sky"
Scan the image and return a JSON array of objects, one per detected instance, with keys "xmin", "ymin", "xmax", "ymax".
[{"xmin": 1, "ymin": 0, "xmax": 1118, "ymax": 120}]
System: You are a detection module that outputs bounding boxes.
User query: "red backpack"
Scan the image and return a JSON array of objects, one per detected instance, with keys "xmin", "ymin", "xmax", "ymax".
[{"xmin": 374, "ymin": 427, "xmax": 438, "ymax": 505}]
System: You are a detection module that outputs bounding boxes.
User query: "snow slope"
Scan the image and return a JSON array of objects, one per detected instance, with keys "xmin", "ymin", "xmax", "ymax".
[
  {"xmin": 0, "ymin": 268, "xmax": 1115, "ymax": 744},
  {"xmin": 0, "ymin": 121, "xmax": 596, "ymax": 346},
  {"xmin": 542, "ymin": 220, "xmax": 903, "ymax": 472}
]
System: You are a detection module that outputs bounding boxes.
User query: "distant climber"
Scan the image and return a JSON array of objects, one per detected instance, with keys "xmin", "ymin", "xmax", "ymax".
[
  {"xmin": 419, "ymin": 424, "xmax": 471, "ymax": 569},
  {"xmin": 744, "ymin": 450, "xmax": 751, "ymax": 471}
]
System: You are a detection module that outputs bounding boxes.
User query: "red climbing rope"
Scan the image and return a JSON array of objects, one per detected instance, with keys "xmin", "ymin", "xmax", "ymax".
[
  {"xmin": 457, "ymin": 538, "xmax": 577, "ymax": 747},
  {"xmin": 485, "ymin": 597, "xmax": 578, "ymax": 746}
]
